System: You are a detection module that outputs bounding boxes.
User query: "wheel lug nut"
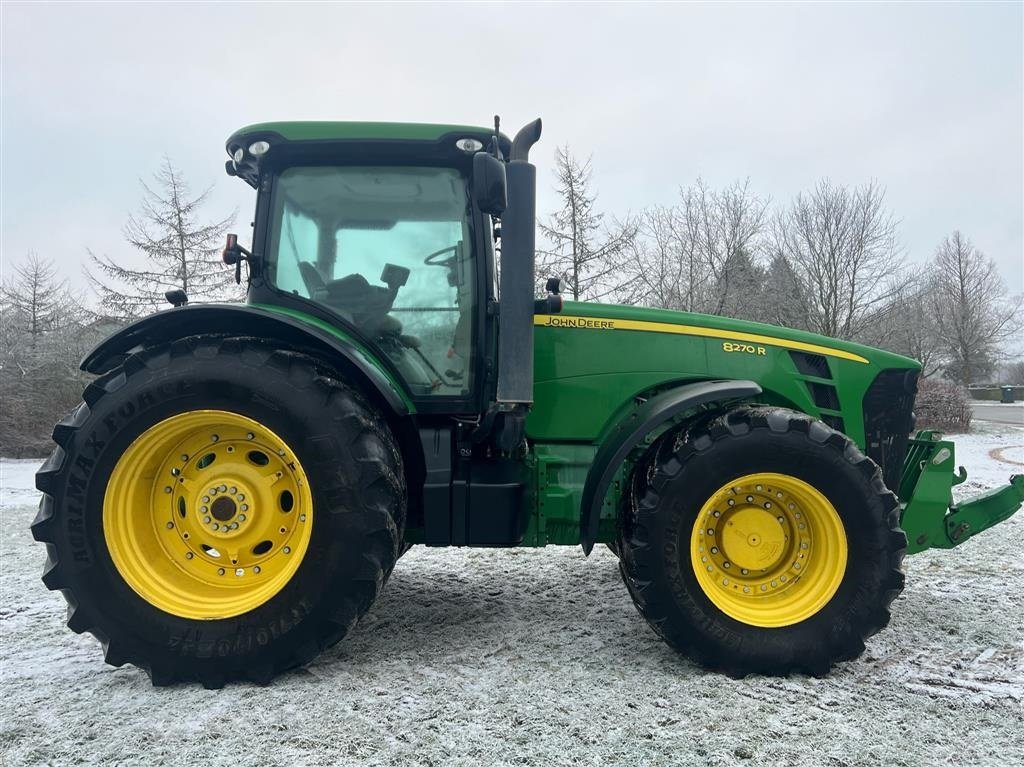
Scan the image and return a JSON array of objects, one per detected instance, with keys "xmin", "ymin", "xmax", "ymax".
[
  {"xmin": 283, "ymin": 546, "xmax": 291, "ymax": 554},
  {"xmin": 235, "ymin": 568, "xmax": 244, "ymax": 577},
  {"xmin": 171, "ymin": 468, "xmax": 180, "ymax": 476},
  {"xmin": 745, "ymin": 495, "xmax": 753, "ymax": 503},
  {"xmin": 723, "ymin": 562, "xmax": 731, "ymax": 569},
  {"xmin": 212, "ymin": 523, "xmax": 220, "ymax": 531},
  {"xmin": 230, "ymin": 487, "xmax": 237, "ymax": 494},
  {"xmin": 211, "ymin": 435, "xmax": 219, "ymax": 442},
  {"xmin": 253, "ymin": 566, "xmax": 261, "ymax": 574},
  {"xmin": 247, "ymin": 433, "xmax": 255, "ymax": 440},
  {"xmin": 181, "ymin": 454, "xmax": 189, "ymax": 462},
  {"xmin": 217, "ymin": 568, "xmax": 225, "ymax": 575},
  {"xmin": 238, "ymin": 495, "xmax": 245, "ymax": 502},
  {"xmin": 219, "ymin": 484, "xmax": 227, "ymax": 492},
  {"xmin": 202, "ymin": 496, "xmax": 210, "ymax": 503},
  {"xmin": 764, "ymin": 502, "xmax": 772, "ymax": 509},
  {"xmin": 201, "ymin": 506, "xmax": 208, "ymax": 513},
  {"xmin": 164, "ymin": 486, "xmax": 172, "ymax": 494},
  {"xmin": 204, "ymin": 516, "xmax": 212, "ymax": 524},
  {"xmin": 741, "ymin": 568, "xmax": 749, "ymax": 575},
  {"xmin": 240, "ymin": 504, "xmax": 249, "ymax": 512},
  {"xmin": 185, "ymin": 552, "xmax": 193, "ymax": 560},
  {"xmin": 777, "ymin": 516, "xmax": 784, "ymax": 523},
  {"xmin": 239, "ymin": 514, "xmax": 247, "ymax": 522},
  {"xmin": 299, "ymin": 514, "xmax": 306, "ymax": 522},
  {"xmin": 165, "ymin": 522, "xmax": 174, "ymax": 529}
]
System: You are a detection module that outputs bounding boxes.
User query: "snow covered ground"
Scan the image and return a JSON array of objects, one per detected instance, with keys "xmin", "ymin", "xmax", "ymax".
[{"xmin": 2, "ymin": 424, "xmax": 1023, "ymax": 767}]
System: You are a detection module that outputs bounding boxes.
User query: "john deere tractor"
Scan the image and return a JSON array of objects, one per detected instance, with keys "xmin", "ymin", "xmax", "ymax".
[{"xmin": 32, "ymin": 117, "xmax": 1024, "ymax": 687}]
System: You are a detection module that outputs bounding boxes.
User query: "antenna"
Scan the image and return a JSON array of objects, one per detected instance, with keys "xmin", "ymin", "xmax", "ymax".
[{"xmin": 492, "ymin": 115, "xmax": 503, "ymax": 161}]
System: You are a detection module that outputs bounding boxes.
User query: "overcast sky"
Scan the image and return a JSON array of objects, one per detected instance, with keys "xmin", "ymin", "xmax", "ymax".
[{"xmin": 2, "ymin": 2, "xmax": 1021, "ymax": 296}]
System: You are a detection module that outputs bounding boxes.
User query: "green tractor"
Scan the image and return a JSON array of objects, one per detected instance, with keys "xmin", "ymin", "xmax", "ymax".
[{"xmin": 32, "ymin": 118, "xmax": 1024, "ymax": 687}]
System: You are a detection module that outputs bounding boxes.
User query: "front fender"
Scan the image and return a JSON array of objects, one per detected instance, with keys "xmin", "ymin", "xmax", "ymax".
[
  {"xmin": 578, "ymin": 379, "xmax": 762, "ymax": 554},
  {"xmin": 81, "ymin": 303, "xmax": 412, "ymax": 415}
]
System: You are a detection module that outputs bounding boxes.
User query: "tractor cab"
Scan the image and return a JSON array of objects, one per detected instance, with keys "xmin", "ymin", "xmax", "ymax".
[{"xmin": 223, "ymin": 121, "xmax": 539, "ymax": 420}]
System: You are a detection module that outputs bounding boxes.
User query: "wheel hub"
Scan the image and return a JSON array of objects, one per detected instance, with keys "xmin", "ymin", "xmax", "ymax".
[
  {"xmin": 719, "ymin": 506, "xmax": 787, "ymax": 571},
  {"xmin": 210, "ymin": 495, "xmax": 237, "ymax": 522},
  {"xmin": 103, "ymin": 410, "xmax": 314, "ymax": 619},
  {"xmin": 691, "ymin": 472, "xmax": 848, "ymax": 627}
]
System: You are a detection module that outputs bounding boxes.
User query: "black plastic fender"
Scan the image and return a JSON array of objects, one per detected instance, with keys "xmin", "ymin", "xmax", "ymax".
[
  {"xmin": 81, "ymin": 304, "xmax": 410, "ymax": 415},
  {"xmin": 579, "ymin": 379, "xmax": 762, "ymax": 554}
]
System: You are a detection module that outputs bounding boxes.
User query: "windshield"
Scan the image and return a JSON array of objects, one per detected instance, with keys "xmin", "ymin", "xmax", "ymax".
[{"xmin": 267, "ymin": 166, "xmax": 475, "ymax": 397}]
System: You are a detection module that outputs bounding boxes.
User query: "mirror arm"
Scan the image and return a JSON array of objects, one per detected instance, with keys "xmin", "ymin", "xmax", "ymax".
[{"xmin": 222, "ymin": 233, "xmax": 253, "ymax": 285}]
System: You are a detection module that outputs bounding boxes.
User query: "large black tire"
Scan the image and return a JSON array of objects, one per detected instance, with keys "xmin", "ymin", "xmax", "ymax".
[
  {"xmin": 31, "ymin": 336, "xmax": 406, "ymax": 687},
  {"xmin": 617, "ymin": 406, "xmax": 906, "ymax": 677}
]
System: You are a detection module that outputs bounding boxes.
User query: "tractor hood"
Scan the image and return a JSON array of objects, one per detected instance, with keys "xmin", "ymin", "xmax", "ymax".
[
  {"xmin": 529, "ymin": 300, "xmax": 920, "ymax": 447},
  {"xmin": 541, "ymin": 302, "xmax": 921, "ymax": 371}
]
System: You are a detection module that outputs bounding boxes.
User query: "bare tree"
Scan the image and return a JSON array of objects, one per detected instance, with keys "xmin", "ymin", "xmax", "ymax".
[
  {"xmin": 625, "ymin": 179, "xmax": 768, "ymax": 315},
  {"xmin": 88, "ymin": 158, "xmax": 236, "ymax": 320},
  {"xmin": 773, "ymin": 180, "xmax": 902, "ymax": 340},
  {"xmin": 1001, "ymin": 360, "xmax": 1024, "ymax": 384},
  {"xmin": 689, "ymin": 178, "xmax": 769, "ymax": 316},
  {"xmin": 859, "ymin": 269, "xmax": 943, "ymax": 377},
  {"xmin": 624, "ymin": 205, "xmax": 693, "ymax": 310},
  {"xmin": 1, "ymin": 254, "xmax": 92, "ymax": 456},
  {"xmin": 928, "ymin": 231, "xmax": 1022, "ymax": 385},
  {"xmin": 538, "ymin": 146, "xmax": 638, "ymax": 301},
  {"xmin": 1, "ymin": 254, "xmax": 77, "ymax": 351}
]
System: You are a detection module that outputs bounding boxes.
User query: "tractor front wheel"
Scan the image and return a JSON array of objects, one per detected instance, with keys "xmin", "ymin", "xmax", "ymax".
[
  {"xmin": 618, "ymin": 406, "xmax": 906, "ymax": 676},
  {"xmin": 32, "ymin": 337, "xmax": 405, "ymax": 687}
]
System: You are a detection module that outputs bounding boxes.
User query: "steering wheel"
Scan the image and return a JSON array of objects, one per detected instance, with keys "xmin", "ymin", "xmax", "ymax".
[
  {"xmin": 298, "ymin": 262, "xmax": 326, "ymax": 296},
  {"xmin": 423, "ymin": 245, "xmax": 459, "ymax": 266}
]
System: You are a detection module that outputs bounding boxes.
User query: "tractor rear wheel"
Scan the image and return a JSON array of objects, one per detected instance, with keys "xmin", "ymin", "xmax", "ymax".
[
  {"xmin": 31, "ymin": 337, "xmax": 405, "ymax": 687},
  {"xmin": 617, "ymin": 406, "xmax": 905, "ymax": 676}
]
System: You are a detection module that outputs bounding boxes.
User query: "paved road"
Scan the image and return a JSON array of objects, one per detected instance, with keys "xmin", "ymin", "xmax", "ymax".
[{"xmin": 972, "ymin": 402, "xmax": 1024, "ymax": 426}]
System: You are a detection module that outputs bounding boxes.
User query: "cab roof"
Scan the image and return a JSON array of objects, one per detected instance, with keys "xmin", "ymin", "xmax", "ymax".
[
  {"xmin": 225, "ymin": 121, "xmax": 510, "ymax": 187},
  {"xmin": 229, "ymin": 121, "xmax": 499, "ymax": 144}
]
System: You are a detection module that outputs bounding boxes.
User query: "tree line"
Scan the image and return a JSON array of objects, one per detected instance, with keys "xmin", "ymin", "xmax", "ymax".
[
  {"xmin": 1, "ymin": 160, "xmax": 238, "ymax": 455},
  {"xmin": 2, "ymin": 151, "xmax": 1021, "ymax": 455},
  {"xmin": 538, "ymin": 146, "xmax": 1022, "ymax": 385}
]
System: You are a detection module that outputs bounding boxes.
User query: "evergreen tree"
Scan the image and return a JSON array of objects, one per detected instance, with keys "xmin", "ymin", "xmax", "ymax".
[
  {"xmin": 538, "ymin": 146, "xmax": 637, "ymax": 301},
  {"xmin": 88, "ymin": 158, "xmax": 236, "ymax": 320}
]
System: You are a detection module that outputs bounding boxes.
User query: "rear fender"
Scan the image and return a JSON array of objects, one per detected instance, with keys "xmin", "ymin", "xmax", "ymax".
[
  {"xmin": 578, "ymin": 379, "xmax": 762, "ymax": 554},
  {"xmin": 81, "ymin": 303, "xmax": 412, "ymax": 415}
]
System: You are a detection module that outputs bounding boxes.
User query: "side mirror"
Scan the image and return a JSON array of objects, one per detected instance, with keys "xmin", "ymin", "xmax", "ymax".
[{"xmin": 473, "ymin": 152, "xmax": 507, "ymax": 216}]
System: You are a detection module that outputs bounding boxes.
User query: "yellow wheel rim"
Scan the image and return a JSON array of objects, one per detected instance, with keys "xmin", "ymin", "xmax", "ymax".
[
  {"xmin": 103, "ymin": 410, "xmax": 313, "ymax": 620},
  {"xmin": 690, "ymin": 472, "xmax": 848, "ymax": 628}
]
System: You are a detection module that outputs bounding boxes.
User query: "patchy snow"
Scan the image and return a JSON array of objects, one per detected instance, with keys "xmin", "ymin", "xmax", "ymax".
[{"xmin": 2, "ymin": 426, "xmax": 1023, "ymax": 766}]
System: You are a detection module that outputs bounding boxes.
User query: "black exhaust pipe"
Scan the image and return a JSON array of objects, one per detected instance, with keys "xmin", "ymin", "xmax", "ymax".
[{"xmin": 496, "ymin": 118, "xmax": 542, "ymax": 407}]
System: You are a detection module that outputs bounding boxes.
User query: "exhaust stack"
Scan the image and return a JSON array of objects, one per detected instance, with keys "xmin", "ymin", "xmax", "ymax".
[{"xmin": 496, "ymin": 118, "xmax": 542, "ymax": 406}]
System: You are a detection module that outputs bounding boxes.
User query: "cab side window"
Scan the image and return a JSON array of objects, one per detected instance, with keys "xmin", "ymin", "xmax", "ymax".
[{"xmin": 268, "ymin": 166, "xmax": 475, "ymax": 397}]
